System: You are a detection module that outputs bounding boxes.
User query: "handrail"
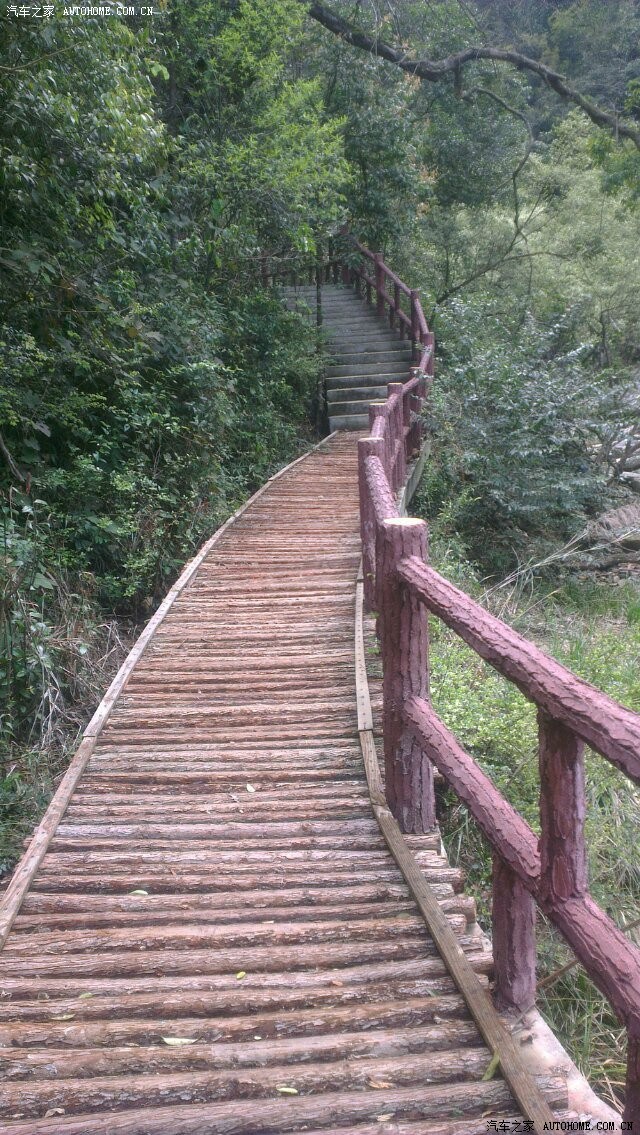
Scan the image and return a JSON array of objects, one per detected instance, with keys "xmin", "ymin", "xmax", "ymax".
[
  {"xmin": 352, "ymin": 240, "xmax": 640, "ymax": 1125},
  {"xmin": 398, "ymin": 556, "xmax": 640, "ymax": 782},
  {"xmin": 345, "ymin": 239, "xmax": 435, "ymax": 367}
]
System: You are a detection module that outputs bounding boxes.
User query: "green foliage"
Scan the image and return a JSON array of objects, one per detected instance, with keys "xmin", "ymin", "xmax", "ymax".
[
  {"xmin": 548, "ymin": 0, "xmax": 640, "ymax": 112},
  {"xmin": 421, "ymin": 300, "xmax": 611, "ymax": 571},
  {"xmin": 0, "ymin": 2, "xmax": 348, "ymax": 869}
]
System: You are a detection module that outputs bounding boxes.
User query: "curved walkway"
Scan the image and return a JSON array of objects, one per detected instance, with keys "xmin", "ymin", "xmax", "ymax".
[{"xmin": 0, "ymin": 434, "xmax": 567, "ymax": 1132}]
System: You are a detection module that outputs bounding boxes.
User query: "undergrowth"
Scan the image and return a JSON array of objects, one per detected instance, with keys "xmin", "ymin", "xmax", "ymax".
[
  {"xmin": 420, "ymin": 490, "xmax": 640, "ymax": 1113},
  {"xmin": 0, "ymin": 503, "xmax": 132, "ymax": 875}
]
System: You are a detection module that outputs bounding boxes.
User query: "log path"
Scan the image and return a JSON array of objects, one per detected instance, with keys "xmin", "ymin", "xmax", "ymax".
[{"xmin": 0, "ymin": 433, "xmax": 572, "ymax": 1132}]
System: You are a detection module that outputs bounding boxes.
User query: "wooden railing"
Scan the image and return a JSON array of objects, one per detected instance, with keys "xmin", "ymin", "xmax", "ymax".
[
  {"xmin": 348, "ymin": 238, "xmax": 435, "ymax": 369},
  {"xmin": 261, "ymin": 237, "xmax": 435, "ymax": 370},
  {"xmin": 349, "ymin": 242, "xmax": 640, "ymax": 1124}
]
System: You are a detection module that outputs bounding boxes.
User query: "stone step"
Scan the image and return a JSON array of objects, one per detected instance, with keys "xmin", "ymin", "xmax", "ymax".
[
  {"xmin": 327, "ymin": 335, "xmax": 404, "ymax": 350},
  {"xmin": 326, "ymin": 351, "xmax": 413, "ymax": 370},
  {"xmin": 326, "ymin": 360, "xmax": 410, "ymax": 379},
  {"xmin": 325, "ymin": 314, "xmax": 392, "ymax": 326},
  {"xmin": 328, "ymin": 396, "xmax": 390, "ymax": 416},
  {"xmin": 327, "ymin": 375, "xmax": 396, "ymax": 393},
  {"xmin": 327, "ymin": 346, "xmax": 411, "ymax": 363},
  {"xmin": 328, "ymin": 412, "xmax": 370, "ymax": 431},
  {"xmin": 327, "ymin": 386, "xmax": 388, "ymax": 405}
]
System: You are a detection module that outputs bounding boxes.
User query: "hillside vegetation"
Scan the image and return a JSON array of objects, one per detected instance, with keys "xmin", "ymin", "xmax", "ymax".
[{"xmin": 1, "ymin": 0, "xmax": 639, "ymax": 1109}]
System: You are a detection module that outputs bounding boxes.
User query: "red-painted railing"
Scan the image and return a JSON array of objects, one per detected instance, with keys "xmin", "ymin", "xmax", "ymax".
[
  {"xmin": 347, "ymin": 239, "xmax": 435, "ymax": 370},
  {"xmin": 345, "ymin": 242, "xmax": 640, "ymax": 1124}
]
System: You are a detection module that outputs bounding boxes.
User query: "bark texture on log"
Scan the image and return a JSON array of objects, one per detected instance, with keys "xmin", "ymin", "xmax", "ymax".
[
  {"xmin": 379, "ymin": 519, "xmax": 434, "ymax": 833},
  {"xmin": 538, "ymin": 711, "xmax": 587, "ymax": 903},
  {"xmin": 492, "ymin": 855, "xmax": 536, "ymax": 1013}
]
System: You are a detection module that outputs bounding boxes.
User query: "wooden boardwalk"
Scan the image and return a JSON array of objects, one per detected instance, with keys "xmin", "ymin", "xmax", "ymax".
[{"xmin": 0, "ymin": 433, "xmax": 571, "ymax": 1131}]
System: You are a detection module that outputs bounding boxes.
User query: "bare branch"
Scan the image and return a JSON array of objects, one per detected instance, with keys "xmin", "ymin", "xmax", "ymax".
[
  {"xmin": 0, "ymin": 432, "xmax": 26, "ymax": 485},
  {"xmin": 303, "ymin": 1, "xmax": 640, "ymax": 150}
]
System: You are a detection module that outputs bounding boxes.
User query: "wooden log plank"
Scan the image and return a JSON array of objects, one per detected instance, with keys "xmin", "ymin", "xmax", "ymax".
[
  {"xmin": 0, "ymin": 954, "xmax": 492, "ymax": 1002},
  {"xmin": 29, "ymin": 865, "xmax": 464, "ymax": 895},
  {"xmin": 51, "ymin": 818, "xmax": 383, "ymax": 839},
  {"xmin": 0, "ymin": 935, "xmax": 484, "ymax": 978},
  {"xmin": 1, "ymin": 914, "xmax": 455, "ymax": 957},
  {"xmin": 19, "ymin": 882, "xmax": 416, "ymax": 912},
  {"xmin": 15, "ymin": 894, "xmax": 475, "ymax": 928},
  {"xmin": 35, "ymin": 845, "xmax": 444, "ymax": 867},
  {"xmin": 44, "ymin": 834, "xmax": 393, "ymax": 854},
  {"xmin": 0, "ymin": 1048, "xmax": 495, "ymax": 1118},
  {"xmin": 11, "ymin": 898, "xmax": 455, "ymax": 933},
  {"xmin": 0, "ymin": 976, "xmax": 488, "ymax": 1025},
  {"xmin": 0, "ymin": 1077, "xmax": 569, "ymax": 1134},
  {"xmin": 0, "ymin": 994, "xmax": 470, "ymax": 1048}
]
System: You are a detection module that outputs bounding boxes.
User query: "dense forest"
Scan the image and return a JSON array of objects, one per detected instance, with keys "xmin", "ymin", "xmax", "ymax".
[{"xmin": 1, "ymin": 0, "xmax": 640, "ymax": 1108}]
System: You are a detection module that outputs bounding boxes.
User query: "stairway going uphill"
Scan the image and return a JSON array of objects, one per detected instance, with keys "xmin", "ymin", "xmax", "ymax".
[{"xmin": 287, "ymin": 284, "xmax": 414, "ymax": 432}]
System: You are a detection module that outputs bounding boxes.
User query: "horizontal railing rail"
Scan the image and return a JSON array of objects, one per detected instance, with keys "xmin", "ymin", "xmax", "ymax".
[
  {"xmin": 352, "ymin": 240, "xmax": 640, "ymax": 1124},
  {"xmin": 398, "ymin": 557, "xmax": 640, "ymax": 783},
  {"xmin": 348, "ymin": 237, "xmax": 434, "ymax": 369}
]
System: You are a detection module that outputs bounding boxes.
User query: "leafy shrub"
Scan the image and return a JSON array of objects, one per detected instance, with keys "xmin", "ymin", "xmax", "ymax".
[{"xmin": 423, "ymin": 299, "xmax": 615, "ymax": 572}]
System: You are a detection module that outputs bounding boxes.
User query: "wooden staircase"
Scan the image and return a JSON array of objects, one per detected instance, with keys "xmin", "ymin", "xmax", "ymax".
[{"xmin": 285, "ymin": 284, "xmax": 413, "ymax": 432}]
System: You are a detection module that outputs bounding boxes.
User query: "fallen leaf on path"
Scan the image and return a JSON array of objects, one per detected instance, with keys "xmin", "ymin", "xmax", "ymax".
[{"xmin": 481, "ymin": 1052, "xmax": 501, "ymax": 1081}]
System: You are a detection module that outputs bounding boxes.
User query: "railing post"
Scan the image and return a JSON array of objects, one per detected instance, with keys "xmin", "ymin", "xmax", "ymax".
[
  {"xmin": 538, "ymin": 710, "xmax": 587, "ymax": 904},
  {"xmin": 369, "ymin": 402, "xmax": 390, "ymax": 483},
  {"xmin": 426, "ymin": 330, "xmax": 435, "ymax": 377},
  {"xmin": 625, "ymin": 1029, "xmax": 640, "ymax": 1125},
  {"xmin": 408, "ymin": 367, "xmax": 423, "ymax": 456},
  {"xmin": 374, "ymin": 253, "xmax": 385, "ymax": 318},
  {"xmin": 387, "ymin": 383, "xmax": 406, "ymax": 490},
  {"xmin": 492, "ymin": 854, "xmax": 537, "ymax": 1013},
  {"xmin": 410, "ymin": 289, "xmax": 420, "ymax": 362},
  {"xmin": 358, "ymin": 437, "xmax": 385, "ymax": 612},
  {"xmin": 315, "ymin": 254, "xmax": 323, "ymax": 331},
  {"xmin": 402, "ymin": 384, "xmax": 411, "ymax": 465},
  {"xmin": 379, "ymin": 518, "xmax": 435, "ymax": 832},
  {"xmin": 391, "ymin": 282, "xmax": 400, "ymax": 331}
]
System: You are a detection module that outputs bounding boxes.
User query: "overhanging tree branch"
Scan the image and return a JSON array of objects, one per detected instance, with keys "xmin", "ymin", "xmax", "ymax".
[{"xmin": 303, "ymin": 0, "xmax": 640, "ymax": 150}]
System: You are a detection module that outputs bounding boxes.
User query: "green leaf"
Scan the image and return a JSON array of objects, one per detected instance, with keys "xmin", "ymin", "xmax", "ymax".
[
  {"xmin": 481, "ymin": 1052, "xmax": 500, "ymax": 1081},
  {"xmin": 149, "ymin": 61, "xmax": 170, "ymax": 81}
]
